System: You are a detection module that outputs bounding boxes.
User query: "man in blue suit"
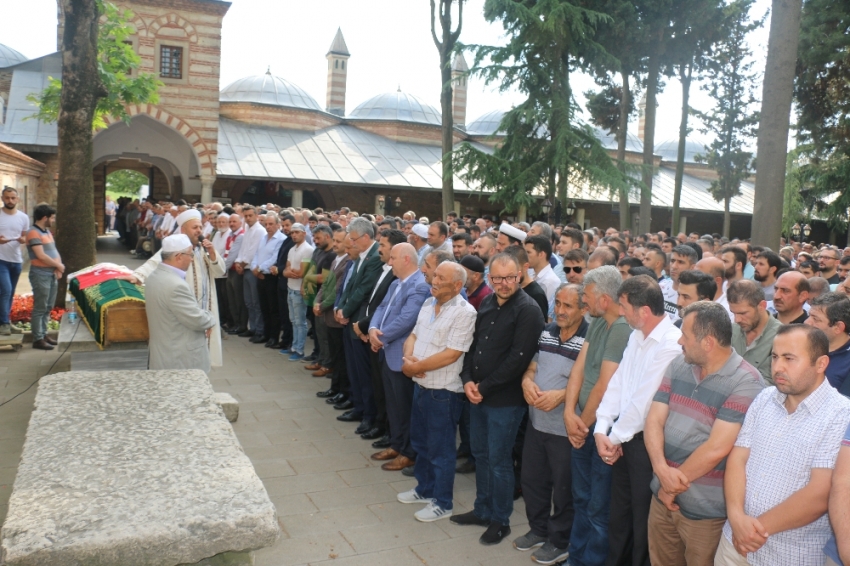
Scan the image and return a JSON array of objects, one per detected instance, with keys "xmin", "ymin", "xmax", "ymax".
[{"xmin": 369, "ymin": 243, "xmax": 432, "ymax": 471}]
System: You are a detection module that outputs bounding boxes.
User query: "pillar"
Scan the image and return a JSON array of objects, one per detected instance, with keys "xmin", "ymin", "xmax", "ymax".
[
  {"xmin": 200, "ymin": 174, "xmax": 215, "ymax": 203},
  {"xmin": 679, "ymin": 215, "xmax": 687, "ymax": 235},
  {"xmin": 291, "ymin": 189, "xmax": 303, "ymax": 209},
  {"xmin": 576, "ymin": 208, "xmax": 586, "ymax": 229},
  {"xmin": 518, "ymin": 205, "xmax": 527, "ymax": 223}
]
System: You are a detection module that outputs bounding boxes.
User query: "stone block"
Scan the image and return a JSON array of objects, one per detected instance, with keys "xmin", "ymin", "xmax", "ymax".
[
  {"xmin": 0, "ymin": 369, "xmax": 279, "ymax": 565},
  {"xmin": 213, "ymin": 392, "xmax": 239, "ymax": 422}
]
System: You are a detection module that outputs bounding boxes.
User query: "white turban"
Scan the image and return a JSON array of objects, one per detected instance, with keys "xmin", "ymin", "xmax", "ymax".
[
  {"xmin": 499, "ymin": 222, "xmax": 527, "ymax": 242},
  {"xmin": 176, "ymin": 209, "xmax": 202, "ymax": 227},
  {"xmin": 162, "ymin": 234, "xmax": 192, "ymax": 253}
]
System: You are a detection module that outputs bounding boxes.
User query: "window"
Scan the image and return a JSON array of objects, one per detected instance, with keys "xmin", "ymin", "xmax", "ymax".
[
  {"xmin": 123, "ymin": 40, "xmax": 134, "ymax": 76},
  {"xmin": 341, "ymin": 60, "xmax": 345, "ymax": 69},
  {"xmin": 160, "ymin": 45, "xmax": 183, "ymax": 79},
  {"xmin": 334, "ymin": 60, "xmax": 338, "ymax": 69}
]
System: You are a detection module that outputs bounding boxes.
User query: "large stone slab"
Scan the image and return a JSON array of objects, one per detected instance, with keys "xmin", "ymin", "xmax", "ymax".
[{"xmin": 0, "ymin": 370, "xmax": 279, "ymax": 566}]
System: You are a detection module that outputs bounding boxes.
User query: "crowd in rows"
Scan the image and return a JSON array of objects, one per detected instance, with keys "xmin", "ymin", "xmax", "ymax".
[{"xmin": 110, "ymin": 196, "xmax": 850, "ymax": 566}]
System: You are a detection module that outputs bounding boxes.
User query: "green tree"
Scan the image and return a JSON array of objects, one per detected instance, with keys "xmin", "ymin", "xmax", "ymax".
[
  {"xmin": 27, "ymin": 0, "xmax": 161, "ymax": 298},
  {"xmin": 793, "ymin": 0, "xmax": 850, "ymax": 241},
  {"xmin": 454, "ymin": 0, "xmax": 627, "ymax": 217},
  {"xmin": 692, "ymin": 0, "xmax": 761, "ymax": 238},
  {"xmin": 106, "ymin": 169, "xmax": 147, "ymax": 198},
  {"xmin": 431, "ymin": 0, "xmax": 464, "ymax": 220}
]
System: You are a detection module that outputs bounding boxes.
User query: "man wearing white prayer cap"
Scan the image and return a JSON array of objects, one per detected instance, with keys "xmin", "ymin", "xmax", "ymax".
[
  {"xmin": 128, "ymin": 207, "xmax": 227, "ymax": 368},
  {"xmin": 496, "ymin": 221, "xmax": 527, "ymax": 253},
  {"xmin": 144, "ymin": 234, "xmax": 217, "ymax": 373},
  {"xmin": 410, "ymin": 222, "xmax": 430, "ymax": 265}
]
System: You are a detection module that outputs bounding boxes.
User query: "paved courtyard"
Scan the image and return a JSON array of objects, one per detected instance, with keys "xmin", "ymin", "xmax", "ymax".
[{"xmin": 0, "ymin": 236, "xmax": 535, "ymax": 566}]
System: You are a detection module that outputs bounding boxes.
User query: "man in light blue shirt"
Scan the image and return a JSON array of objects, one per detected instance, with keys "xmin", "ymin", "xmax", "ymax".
[{"xmin": 250, "ymin": 213, "xmax": 285, "ymax": 346}]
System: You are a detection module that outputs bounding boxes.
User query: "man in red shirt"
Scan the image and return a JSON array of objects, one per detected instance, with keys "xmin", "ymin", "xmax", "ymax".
[{"xmin": 461, "ymin": 255, "xmax": 492, "ymax": 311}]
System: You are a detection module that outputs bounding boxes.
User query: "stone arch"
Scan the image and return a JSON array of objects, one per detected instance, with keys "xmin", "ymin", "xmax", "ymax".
[
  {"xmin": 148, "ymin": 13, "xmax": 198, "ymax": 43},
  {"xmin": 101, "ymin": 6, "xmax": 148, "ymax": 36},
  {"xmin": 100, "ymin": 104, "xmax": 214, "ymax": 174}
]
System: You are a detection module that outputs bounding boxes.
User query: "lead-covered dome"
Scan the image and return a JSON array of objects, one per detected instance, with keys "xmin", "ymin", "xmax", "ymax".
[
  {"xmin": 0, "ymin": 43, "xmax": 28, "ymax": 69},
  {"xmin": 220, "ymin": 71, "xmax": 322, "ymax": 112},
  {"xmin": 349, "ymin": 91, "xmax": 441, "ymax": 125},
  {"xmin": 655, "ymin": 138, "xmax": 709, "ymax": 164},
  {"xmin": 467, "ymin": 109, "xmax": 506, "ymax": 136}
]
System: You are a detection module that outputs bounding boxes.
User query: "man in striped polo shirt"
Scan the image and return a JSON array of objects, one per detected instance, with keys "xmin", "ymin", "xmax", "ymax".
[
  {"xmin": 513, "ymin": 283, "xmax": 588, "ymax": 565},
  {"xmin": 644, "ymin": 301, "xmax": 764, "ymax": 565}
]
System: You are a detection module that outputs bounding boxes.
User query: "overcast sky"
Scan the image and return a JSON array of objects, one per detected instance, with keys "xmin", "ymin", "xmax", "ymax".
[{"xmin": 2, "ymin": 0, "xmax": 771, "ymax": 145}]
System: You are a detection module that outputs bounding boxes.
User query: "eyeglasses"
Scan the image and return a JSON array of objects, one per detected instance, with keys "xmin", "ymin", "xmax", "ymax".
[
  {"xmin": 563, "ymin": 266, "xmax": 584, "ymax": 274},
  {"xmin": 490, "ymin": 274, "xmax": 520, "ymax": 284}
]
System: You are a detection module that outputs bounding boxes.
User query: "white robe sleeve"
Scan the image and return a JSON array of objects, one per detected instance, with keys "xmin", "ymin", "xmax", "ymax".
[{"xmin": 132, "ymin": 251, "xmax": 163, "ymax": 284}]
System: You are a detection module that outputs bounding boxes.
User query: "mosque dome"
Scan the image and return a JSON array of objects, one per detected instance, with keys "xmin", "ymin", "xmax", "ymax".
[
  {"xmin": 467, "ymin": 109, "xmax": 507, "ymax": 136},
  {"xmin": 348, "ymin": 91, "xmax": 441, "ymax": 126},
  {"xmin": 220, "ymin": 71, "xmax": 322, "ymax": 112},
  {"xmin": 0, "ymin": 43, "xmax": 28, "ymax": 69}
]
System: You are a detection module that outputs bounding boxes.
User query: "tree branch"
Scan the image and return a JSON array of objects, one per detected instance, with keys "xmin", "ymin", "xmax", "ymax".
[
  {"xmin": 430, "ymin": 0, "xmax": 443, "ymax": 50},
  {"xmin": 450, "ymin": 0, "xmax": 463, "ymax": 44}
]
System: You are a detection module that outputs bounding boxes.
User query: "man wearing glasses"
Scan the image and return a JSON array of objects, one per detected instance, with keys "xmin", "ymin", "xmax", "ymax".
[
  {"xmin": 562, "ymin": 249, "xmax": 589, "ymax": 285},
  {"xmin": 452, "ymin": 253, "xmax": 546, "ymax": 546},
  {"xmin": 820, "ymin": 248, "xmax": 841, "ymax": 284}
]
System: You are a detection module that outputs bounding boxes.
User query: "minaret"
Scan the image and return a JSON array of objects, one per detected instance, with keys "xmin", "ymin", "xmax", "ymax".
[
  {"xmin": 637, "ymin": 93, "xmax": 647, "ymax": 142},
  {"xmin": 325, "ymin": 28, "xmax": 350, "ymax": 116},
  {"xmin": 451, "ymin": 53, "xmax": 468, "ymax": 129}
]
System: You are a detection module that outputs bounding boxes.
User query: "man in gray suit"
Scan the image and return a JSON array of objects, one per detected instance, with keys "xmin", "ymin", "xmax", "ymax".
[{"xmin": 145, "ymin": 234, "xmax": 217, "ymax": 373}]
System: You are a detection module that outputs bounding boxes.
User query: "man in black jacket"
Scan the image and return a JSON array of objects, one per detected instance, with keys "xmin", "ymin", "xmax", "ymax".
[
  {"xmin": 451, "ymin": 252, "xmax": 545, "ymax": 546},
  {"xmin": 272, "ymin": 214, "xmax": 296, "ymax": 350}
]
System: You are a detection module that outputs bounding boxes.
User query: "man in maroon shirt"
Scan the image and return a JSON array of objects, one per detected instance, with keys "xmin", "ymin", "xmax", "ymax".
[{"xmin": 461, "ymin": 255, "xmax": 492, "ymax": 311}]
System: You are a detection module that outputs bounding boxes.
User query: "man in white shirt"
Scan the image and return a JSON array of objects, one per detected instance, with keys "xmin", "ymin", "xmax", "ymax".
[
  {"xmin": 525, "ymin": 235, "xmax": 560, "ymax": 307},
  {"xmin": 0, "ymin": 188, "xmax": 30, "ymax": 335},
  {"xmin": 234, "ymin": 205, "xmax": 266, "ymax": 339},
  {"xmin": 282, "ymin": 223, "xmax": 314, "ymax": 361},
  {"xmin": 594, "ymin": 275, "xmax": 682, "ymax": 566}
]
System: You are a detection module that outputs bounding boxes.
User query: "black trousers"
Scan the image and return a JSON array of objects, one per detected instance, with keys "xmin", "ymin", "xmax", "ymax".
[
  {"xmin": 370, "ymin": 349, "xmax": 387, "ymax": 430},
  {"xmin": 226, "ymin": 270, "xmax": 248, "ymax": 329},
  {"xmin": 276, "ymin": 277, "xmax": 293, "ymax": 348},
  {"xmin": 606, "ymin": 432, "xmax": 653, "ymax": 566},
  {"xmin": 382, "ymin": 356, "xmax": 414, "ymax": 458},
  {"xmin": 521, "ymin": 424, "xmax": 574, "ymax": 549},
  {"xmin": 257, "ymin": 275, "xmax": 280, "ymax": 342},
  {"xmin": 215, "ymin": 278, "xmax": 231, "ymax": 327},
  {"xmin": 327, "ymin": 325, "xmax": 349, "ymax": 395}
]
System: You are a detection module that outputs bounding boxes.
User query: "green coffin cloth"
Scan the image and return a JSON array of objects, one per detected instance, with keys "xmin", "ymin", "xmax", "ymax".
[{"xmin": 69, "ymin": 278, "xmax": 145, "ymax": 347}]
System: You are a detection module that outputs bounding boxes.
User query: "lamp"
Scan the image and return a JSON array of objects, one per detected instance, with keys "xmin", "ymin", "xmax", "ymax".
[
  {"xmin": 377, "ymin": 194, "xmax": 402, "ymax": 214},
  {"xmin": 792, "ymin": 223, "xmax": 801, "ymax": 239},
  {"xmin": 803, "ymin": 223, "xmax": 811, "ymax": 239},
  {"xmin": 541, "ymin": 198, "xmax": 553, "ymax": 214},
  {"xmin": 565, "ymin": 200, "xmax": 576, "ymax": 217}
]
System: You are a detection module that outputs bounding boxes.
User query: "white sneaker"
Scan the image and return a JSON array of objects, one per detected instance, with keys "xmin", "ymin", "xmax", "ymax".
[
  {"xmin": 397, "ymin": 488, "xmax": 434, "ymax": 505},
  {"xmin": 414, "ymin": 502, "xmax": 453, "ymax": 522}
]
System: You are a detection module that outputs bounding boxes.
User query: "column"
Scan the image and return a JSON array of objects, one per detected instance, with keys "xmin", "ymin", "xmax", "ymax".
[
  {"xmin": 291, "ymin": 189, "xmax": 303, "ymax": 209},
  {"xmin": 200, "ymin": 174, "xmax": 216, "ymax": 203},
  {"xmin": 679, "ymin": 215, "xmax": 687, "ymax": 235},
  {"xmin": 576, "ymin": 208, "xmax": 586, "ymax": 229},
  {"xmin": 518, "ymin": 205, "xmax": 527, "ymax": 223}
]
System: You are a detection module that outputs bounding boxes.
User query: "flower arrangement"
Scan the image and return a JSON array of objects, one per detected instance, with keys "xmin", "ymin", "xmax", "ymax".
[{"xmin": 10, "ymin": 294, "xmax": 64, "ymax": 330}]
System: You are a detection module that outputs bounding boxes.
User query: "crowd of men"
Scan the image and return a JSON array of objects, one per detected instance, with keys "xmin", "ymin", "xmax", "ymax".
[{"xmin": 101, "ymin": 197, "xmax": 850, "ymax": 566}]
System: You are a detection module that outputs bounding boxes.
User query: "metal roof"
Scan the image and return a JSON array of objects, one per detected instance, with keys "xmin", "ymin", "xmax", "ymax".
[
  {"xmin": 452, "ymin": 53, "xmax": 469, "ymax": 72},
  {"xmin": 0, "ymin": 43, "xmax": 28, "ymax": 69},
  {"xmin": 220, "ymin": 71, "xmax": 322, "ymax": 111},
  {"xmin": 467, "ymin": 109, "xmax": 506, "ymax": 136},
  {"xmin": 327, "ymin": 28, "xmax": 350, "ymax": 57},
  {"xmin": 216, "ymin": 118, "xmax": 485, "ymax": 190},
  {"xmin": 0, "ymin": 53, "xmax": 60, "ymax": 148},
  {"xmin": 655, "ymin": 138, "xmax": 710, "ymax": 164},
  {"xmin": 348, "ymin": 91, "xmax": 441, "ymax": 126}
]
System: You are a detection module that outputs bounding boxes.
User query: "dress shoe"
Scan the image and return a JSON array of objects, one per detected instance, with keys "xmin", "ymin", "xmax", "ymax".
[
  {"xmin": 227, "ymin": 327, "xmax": 245, "ymax": 335},
  {"xmin": 354, "ymin": 420, "xmax": 374, "ymax": 435},
  {"xmin": 480, "ymin": 523, "xmax": 511, "ymax": 546},
  {"xmin": 327, "ymin": 393, "xmax": 347, "ymax": 405},
  {"xmin": 370, "ymin": 448, "xmax": 399, "ymax": 461},
  {"xmin": 312, "ymin": 367, "xmax": 332, "ymax": 377},
  {"xmin": 401, "ymin": 465, "xmax": 415, "ymax": 477},
  {"xmin": 333, "ymin": 399, "xmax": 354, "ymax": 411},
  {"xmin": 371, "ymin": 435, "xmax": 391, "ymax": 449},
  {"xmin": 456, "ymin": 459, "xmax": 476, "ymax": 474},
  {"xmin": 264, "ymin": 340, "xmax": 281, "ymax": 348},
  {"xmin": 336, "ymin": 410, "xmax": 362, "ymax": 422},
  {"xmin": 360, "ymin": 426, "xmax": 384, "ymax": 440},
  {"xmin": 249, "ymin": 335, "xmax": 268, "ymax": 344},
  {"xmin": 32, "ymin": 338, "xmax": 54, "ymax": 351},
  {"xmin": 304, "ymin": 362, "xmax": 322, "ymax": 371},
  {"xmin": 316, "ymin": 388, "xmax": 338, "ymax": 398},
  {"xmin": 237, "ymin": 329, "xmax": 254, "ymax": 338},
  {"xmin": 303, "ymin": 353, "xmax": 318, "ymax": 363},
  {"xmin": 450, "ymin": 511, "xmax": 490, "ymax": 527},
  {"xmin": 381, "ymin": 455, "xmax": 415, "ymax": 471},
  {"xmin": 44, "ymin": 335, "xmax": 57, "ymax": 345}
]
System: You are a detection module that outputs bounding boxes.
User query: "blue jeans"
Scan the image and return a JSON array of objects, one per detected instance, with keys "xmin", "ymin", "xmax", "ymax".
[
  {"xmin": 470, "ymin": 403, "xmax": 526, "ymax": 525},
  {"xmin": 287, "ymin": 288, "xmax": 307, "ymax": 355},
  {"xmin": 0, "ymin": 259, "xmax": 22, "ymax": 325},
  {"xmin": 568, "ymin": 435, "xmax": 613, "ymax": 566},
  {"xmin": 410, "ymin": 384, "xmax": 464, "ymax": 510},
  {"xmin": 29, "ymin": 269, "xmax": 57, "ymax": 341},
  {"xmin": 243, "ymin": 271, "xmax": 264, "ymax": 336}
]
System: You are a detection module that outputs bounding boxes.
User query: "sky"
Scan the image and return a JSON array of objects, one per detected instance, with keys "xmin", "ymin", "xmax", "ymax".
[{"xmin": 1, "ymin": 0, "xmax": 772, "ymax": 145}]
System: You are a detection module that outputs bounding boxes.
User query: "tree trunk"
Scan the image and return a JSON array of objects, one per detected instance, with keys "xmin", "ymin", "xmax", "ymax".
[
  {"xmin": 672, "ymin": 61, "xmax": 693, "ymax": 236},
  {"xmin": 56, "ymin": 0, "xmax": 106, "ymax": 304},
  {"xmin": 432, "ymin": 0, "xmax": 462, "ymax": 221},
  {"xmin": 751, "ymin": 0, "xmax": 803, "ymax": 247},
  {"xmin": 640, "ymin": 52, "xmax": 661, "ymax": 235},
  {"xmin": 724, "ymin": 196, "xmax": 731, "ymax": 238},
  {"xmin": 617, "ymin": 70, "xmax": 631, "ymax": 232}
]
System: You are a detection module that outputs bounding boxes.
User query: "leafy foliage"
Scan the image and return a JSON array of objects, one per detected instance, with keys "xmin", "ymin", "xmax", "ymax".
[
  {"xmin": 584, "ymin": 83, "xmax": 634, "ymax": 134},
  {"xmin": 26, "ymin": 0, "xmax": 161, "ymax": 130},
  {"xmin": 106, "ymin": 169, "xmax": 147, "ymax": 197}
]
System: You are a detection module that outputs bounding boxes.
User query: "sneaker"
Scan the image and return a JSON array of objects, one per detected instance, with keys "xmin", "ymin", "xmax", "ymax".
[
  {"xmin": 415, "ymin": 502, "xmax": 453, "ymax": 522},
  {"xmin": 531, "ymin": 542, "xmax": 569, "ymax": 565},
  {"xmin": 288, "ymin": 353, "xmax": 304, "ymax": 362},
  {"xmin": 278, "ymin": 348, "xmax": 292, "ymax": 355},
  {"xmin": 397, "ymin": 488, "xmax": 434, "ymax": 505},
  {"xmin": 513, "ymin": 531, "xmax": 547, "ymax": 551},
  {"xmin": 450, "ymin": 510, "xmax": 490, "ymax": 526},
  {"xmin": 0, "ymin": 323, "xmax": 10, "ymax": 336},
  {"xmin": 479, "ymin": 522, "xmax": 511, "ymax": 546}
]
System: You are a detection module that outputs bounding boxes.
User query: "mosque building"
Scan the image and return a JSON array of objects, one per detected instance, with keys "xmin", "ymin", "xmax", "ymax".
[{"xmin": 0, "ymin": 0, "xmax": 756, "ymax": 236}]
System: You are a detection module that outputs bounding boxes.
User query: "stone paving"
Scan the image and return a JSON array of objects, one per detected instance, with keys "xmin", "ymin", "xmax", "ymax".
[{"xmin": 0, "ymin": 236, "xmax": 537, "ymax": 566}]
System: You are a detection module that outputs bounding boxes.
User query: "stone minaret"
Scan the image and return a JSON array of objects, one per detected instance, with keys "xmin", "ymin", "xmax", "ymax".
[
  {"xmin": 637, "ymin": 93, "xmax": 647, "ymax": 142},
  {"xmin": 451, "ymin": 53, "xmax": 468, "ymax": 129},
  {"xmin": 325, "ymin": 28, "xmax": 350, "ymax": 116}
]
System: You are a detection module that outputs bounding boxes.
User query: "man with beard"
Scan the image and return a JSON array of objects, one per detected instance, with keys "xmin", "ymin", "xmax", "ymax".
[
  {"xmin": 728, "ymin": 280, "xmax": 781, "ymax": 385},
  {"xmin": 773, "ymin": 271, "xmax": 810, "ymax": 325},
  {"xmin": 753, "ymin": 251, "xmax": 781, "ymax": 302},
  {"xmin": 473, "ymin": 234, "xmax": 497, "ymax": 285},
  {"xmin": 819, "ymin": 247, "xmax": 842, "ymax": 285},
  {"xmin": 645, "ymin": 301, "xmax": 763, "ymax": 565},
  {"xmin": 720, "ymin": 246, "xmax": 747, "ymax": 285},
  {"xmin": 0, "ymin": 188, "xmax": 29, "ymax": 336},
  {"xmin": 130, "ymin": 209, "xmax": 226, "ymax": 368}
]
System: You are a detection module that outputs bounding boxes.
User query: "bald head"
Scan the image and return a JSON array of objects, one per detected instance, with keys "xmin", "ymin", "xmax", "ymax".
[
  {"xmin": 389, "ymin": 242, "xmax": 419, "ymax": 279},
  {"xmin": 696, "ymin": 257, "xmax": 725, "ymax": 282},
  {"xmin": 773, "ymin": 270, "xmax": 810, "ymax": 320},
  {"xmin": 808, "ymin": 276, "xmax": 829, "ymax": 299}
]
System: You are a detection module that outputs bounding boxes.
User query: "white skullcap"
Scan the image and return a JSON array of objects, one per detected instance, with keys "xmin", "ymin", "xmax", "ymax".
[
  {"xmin": 162, "ymin": 234, "xmax": 193, "ymax": 253},
  {"xmin": 411, "ymin": 223, "xmax": 429, "ymax": 239},
  {"xmin": 176, "ymin": 208, "xmax": 202, "ymax": 227},
  {"xmin": 218, "ymin": 213, "xmax": 230, "ymax": 220},
  {"xmin": 499, "ymin": 222, "xmax": 527, "ymax": 242}
]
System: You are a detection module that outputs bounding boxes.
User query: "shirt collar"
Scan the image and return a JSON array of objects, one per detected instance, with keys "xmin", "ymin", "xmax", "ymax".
[
  {"xmin": 162, "ymin": 263, "xmax": 186, "ymax": 280},
  {"xmin": 637, "ymin": 313, "xmax": 675, "ymax": 345},
  {"xmin": 690, "ymin": 350, "xmax": 745, "ymax": 382},
  {"xmin": 359, "ymin": 241, "xmax": 376, "ymax": 261},
  {"xmin": 535, "ymin": 264, "xmax": 554, "ymax": 279},
  {"xmin": 771, "ymin": 378, "xmax": 835, "ymax": 415}
]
